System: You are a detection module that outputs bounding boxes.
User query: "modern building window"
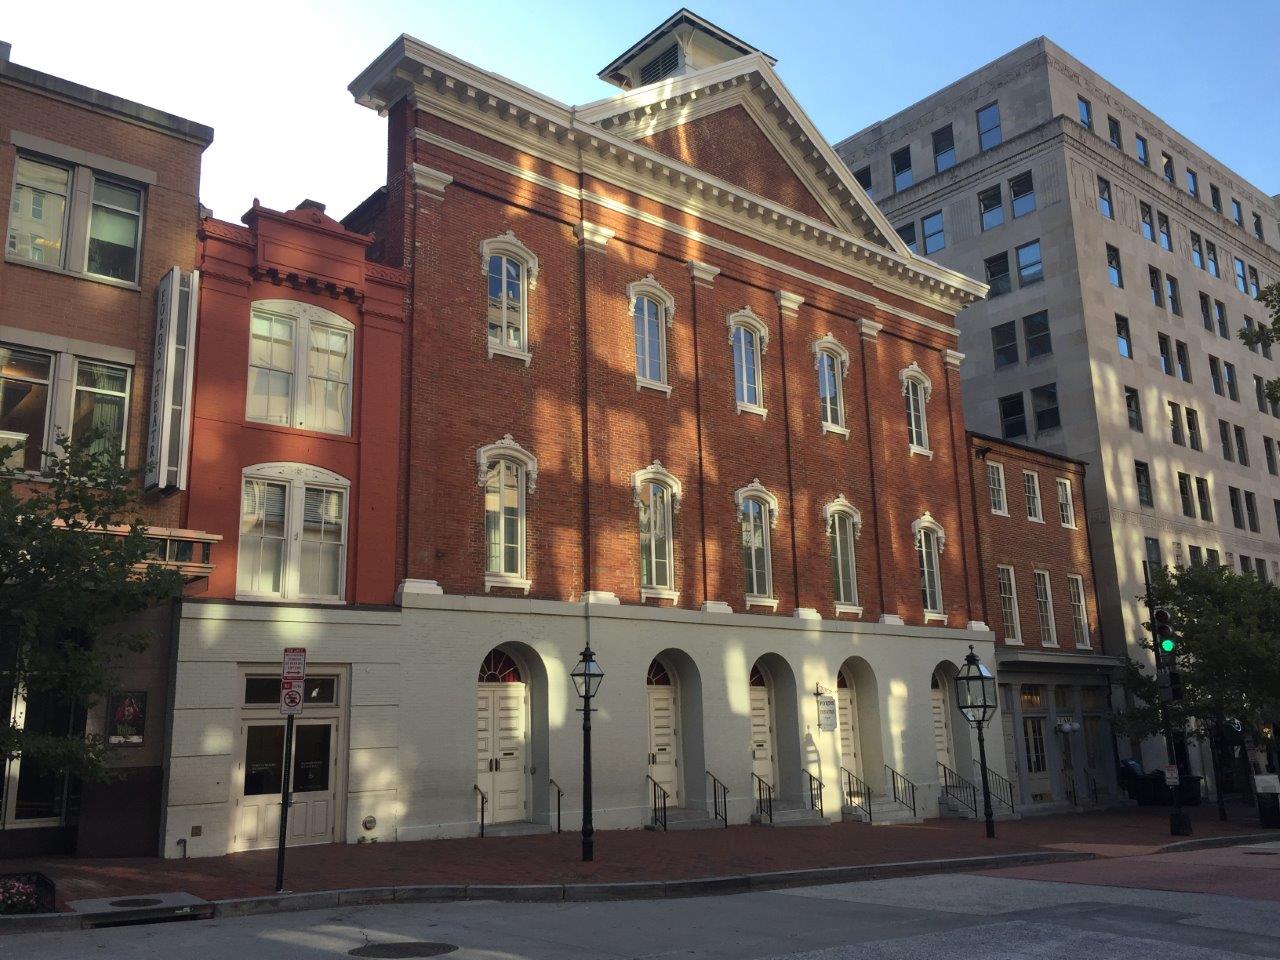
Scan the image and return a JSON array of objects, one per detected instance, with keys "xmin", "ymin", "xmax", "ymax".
[
  {"xmin": 247, "ymin": 303, "xmax": 353, "ymax": 434},
  {"xmin": 1224, "ymin": 361, "xmax": 1239, "ymax": 401},
  {"xmin": 1252, "ymin": 213, "xmax": 1265, "ymax": 243},
  {"xmin": 1166, "ymin": 275, "xmax": 1182, "ymax": 316},
  {"xmin": 1244, "ymin": 315, "xmax": 1259, "ymax": 354},
  {"xmin": 979, "ymin": 185, "xmax": 1003, "ymax": 231},
  {"xmin": 1186, "ymin": 168, "xmax": 1199, "ymax": 199},
  {"xmin": 1016, "ymin": 240, "xmax": 1044, "ymax": 285},
  {"xmin": 1157, "ymin": 212, "xmax": 1172, "ymax": 251},
  {"xmin": 1140, "ymin": 203, "xmax": 1155, "ymax": 243},
  {"xmin": 1107, "ymin": 245, "xmax": 1123, "ymax": 287},
  {"xmin": 1178, "ymin": 472, "xmax": 1196, "ymax": 518},
  {"xmin": 1135, "ymin": 460, "xmax": 1154, "ymax": 508},
  {"xmin": 813, "ymin": 335, "xmax": 849, "ymax": 432},
  {"xmin": 636, "ymin": 475, "xmax": 676, "ymax": 594},
  {"xmin": 1234, "ymin": 424, "xmax": 1249, "ymax": 466},
  {"xmin": 901, "ymin": 364, "xmax": 932, "ymax": 453},
  {"xmin": 0, "ymin": 345, "xmax": 53, "ymax": 473},
  {"xmin": 1233, "ymin": 256, "xmax": 1248, "ymax": 293},
  {"xmin": 997, "ymin": 565, "xmax": 1021, "ymax": 643},
  {"xmin": 1024, "ymin": 470, "xmax": 1043, "ymax": 522},
  {"xmin": 1259, "ymin": 322, "xmax": 1273, "ymax": 360},
  {"xmin": 1107, "ymin": 115, "xmax": 1121, "ymax": 149},
  {"xmin": 933, "ymin": 124, "xmax": 956, "ymax": 173},
  {"xmin": 1231, "ymin": 198, "xmax": 1243, "ymax": 227},
  {"xmin": 1149, "ymin": 266, "xmax": 1164, "ymax": 307},
  {"xmin": 1265, "ymin": 436, "xmax": 1277, "ymax": 476},
  {"xmin": 921, "ymin": 211, "xmax": 945, "ymax": 254},
  {"xmin": 1032, "ymin": 383, "xmax": 1060, "ymax": 432},
  {"xmin": 984, "ymin": 252, "xmax": 1011, "ymax": 296},
  {"xmin": 1169, "ymin": 401, "xmax": 1185, "ymax": 445},
  {"xmin": 1135, "ymin": 134, "xmax": 1149, "ymax": 166},
  {"xmin": 992, "ymin": 321, "xmax": 1018, "ymax": 368},
  {"xmin": 1214, "ymin": 300, "xmax": 1228, "ymax": 337},
  {"xmin": 1033, "ymin": 570, "xmax": 1057, "ymax": 645},
  {"xmin": 1097, "ymin": 176, "xmax": 1113, "ymax": 219},
  {"xmin": 999, "ymin": 393, "xmax": 1027, "ymax": 439},
  {"xmin": 1186, "ymin": 407, "xmax": 1203, "ymax": 450},
  {"xmin": 1245, "ymin": 490, "xmax": 1260, "ymax": 533},
  {"xmin": 1195, "ymin": 477, "xmax": 1213, "ymax": 521},
  {"xmin": 1067, "ymin": 574, "xmax": 1089, "ymax": 647},
  {"xmin": 1125, "ymin": 386, "xmax": 1143, "ymax": 431},
  {"xmin": 1161, "ymin": 152, "xmax": 1175, "ymax": 184},
  {"xmin": 891, "ymin": 146, "xmax": 913, "ymax": 192},
  {"xmin": 1142, "ymin": 537, "xmax": 1163, "ymax": 588},
  {"xmin": 1210, "ymin": 184, "xmax": 1222, "ymax": 213},
  {"xmin": 1248, "ymin": 266, "xmax": 1260, "ymax": 298},
  {"xmin": 1115, "ymin": 315, "xmax": 1132, "ymax": 358},
  {"xmin": 1023, "ymin": 311, "xmax": 1051, "ymax": 358},
  {"xmin": 1206, "ymin": 547, "xmax": 1219, "ymax": 567},
  {"xmin": 737, "ymin": 483, "xmax": 777, "ymax": 603},
  {"xmin": 483, "ymin": 233, "xmax": 538, "ymax": 361},
  {"xmin": 1056, "ymin": 477, "xmax": 1076, "ymax": 527},
  {"xmin": 1009, "ymin": 172, "xmax": 1035, "ymax": 217},
  {"xmin": 827, "ymin": 500, "xmax": 861, "ymax": 609},
  {"xmin": 1158, "ymin": 333, "xmax": 1174, "ymax": 375},
  {"xmin": 853, "ymin": 165, "xmax": 872, "ymax": 197},
  {"xmin": 6, "ymin": 156, "xmax": 143, "ymax": 284},
  {"xmin": 914, "ymin": 514, "xmax": 945, "ymax": 615},
  {"xmin": 1200, "ymin": 293, "xmax": 1214, "ymax": 331},
  {"xmin": 1255, "ymin": 557, "xmax": 1268, "ymax": 582},
  {"xmin": 1228, "ymin": 486, "xmax": 1244, "ymax": 529},
  {"xmin": 237, "ymin": 464, "xmax": 349, "ymax": 601},
  {"xmin": 1209, "ymin": 356, "xmax": 1224, "ymax": 395},
  {"xmin": 988, "ymin": 461, "xmax": 1008, "ymax": 515},
  {"xmin": 1190, "ymin": 232, "xmax": 1204, "ymax": 270},
  {"xmin": 896, "ymin": 222, "xmax": 917, "ymax": 252},
  {"xmin": 1175, "ymin": 341, "xmax": 1191, "ymax": 382},
  {"xmin": 1219, "ymin": 418, "xmax": 1234, "ymax": 461},
  {"xmin": 977, "ymin": 102, "xmax": 1002, "ymax": 150},
  {"xmin": 630, "ymin": 278, "xmax": 674, "ymax": 391},
  {"xmin": 730, "ymin": 309, "xmax": 768, "ymax": 414},
  {"xmin": 1207, "ymin": 241, "xmax": 1220, "ymax": 278},
  {"xmin": 72, "ymin": 359, "xmax": 129, "ymax": 460},
  {"xmin": 1077, "ymin": 96, "xmax": 1093, "ymax": 129},
  {"xmin": 1257, "ymin": 374, "xmax": 1268, "ymax": 413}
]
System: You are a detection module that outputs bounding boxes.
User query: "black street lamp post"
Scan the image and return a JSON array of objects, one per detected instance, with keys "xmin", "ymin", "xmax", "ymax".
[
  {"xmin": 570, "ymin": 644, "xmax": 604, "ymax": 862},
  {"xmin": 956, "ymin": 645, "xmax": 998, "ymax": 839}
]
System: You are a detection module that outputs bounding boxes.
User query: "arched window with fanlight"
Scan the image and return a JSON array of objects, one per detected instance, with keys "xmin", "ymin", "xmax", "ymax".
[
  {"xmin": 633, "ymin": 461, "xmax": 682, "ymax": 600},
  {"xmin": 812, "ymin": 333, "xmax": 850, "ymax": 435},
  {"xmin": 736, "ymin": 479, "xmax": 779, "ymax": 609},
  {"xmin": 899, "ymin": 362, "xmax": 933, "ymax": 456},
  {"xmin": 477, "ymin": 435, "xmax": 538, "ymax": 592},
  {"xmin": 481, "ymin": 232, "xmax": 539, "ymax": 364},
  {"xmin": 728, "ymin": 308, "xmax": 769, "ymax": 416},
  {"xmin": 824, "ymin": 496, "xmax": 862, "ymax": 612},
  {"xmin": 912, "ymin": 512, "xmax": 946, "ymax": 619},
  {"xmin": 629, "ymin": 275, "xmax": 675, "ymax": 393}
]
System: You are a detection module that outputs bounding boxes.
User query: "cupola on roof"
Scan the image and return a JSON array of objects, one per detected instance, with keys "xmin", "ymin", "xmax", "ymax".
[{"xmin": 598, "ymin": 8, "xmax": 775, "ymax": 89}]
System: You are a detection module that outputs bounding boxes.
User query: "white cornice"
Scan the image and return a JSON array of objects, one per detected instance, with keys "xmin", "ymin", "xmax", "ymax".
[
  {"xmin": 412, "ymin": 163, "xmax": 453, "ymax": 196},
  {"xmin": 687, "ymin": 260, "xmax": 721, "ymax": 285},
  {"xmin": 775, "ymin": 290, "xmax": 804, "ymax": 314},
  {"xmin": 576, "ymin": 220, "xmax": 615, "ymax": 252}
]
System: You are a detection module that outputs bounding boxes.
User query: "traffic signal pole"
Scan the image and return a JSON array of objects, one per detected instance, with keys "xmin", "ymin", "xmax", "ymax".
[{"xmin": 1147, "ymin": 590, "xmax": 1191, "ymax": 836}]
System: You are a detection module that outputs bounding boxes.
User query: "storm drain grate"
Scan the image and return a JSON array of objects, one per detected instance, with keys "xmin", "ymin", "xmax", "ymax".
[{"xmin": 348, "ymin": 944, "xmax": 458, "ymax": 958}]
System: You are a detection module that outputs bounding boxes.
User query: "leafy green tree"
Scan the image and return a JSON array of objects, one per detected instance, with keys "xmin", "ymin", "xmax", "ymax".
[
  {"xmin": 0, "ymin": 433, "xmax": 182, "ymax": 784},
  {"xmin": 1239, "ymin": 280, "xmax": 1280, "ymax": 405}
]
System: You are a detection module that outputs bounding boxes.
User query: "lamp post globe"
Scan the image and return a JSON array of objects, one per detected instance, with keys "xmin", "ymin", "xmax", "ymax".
[
  {"xmin": 955, "ymin": 645, "xmax": 998, "ymax": 839},
  {"xmin": 571, "ymin": 645, "xmax": 603, "ymax": 862}
]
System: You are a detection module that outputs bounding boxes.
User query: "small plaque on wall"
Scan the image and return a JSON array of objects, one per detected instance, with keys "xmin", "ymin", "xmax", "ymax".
[{"xmin": 107, "ymin": 692, "xmax": 147, "ymax": 746}]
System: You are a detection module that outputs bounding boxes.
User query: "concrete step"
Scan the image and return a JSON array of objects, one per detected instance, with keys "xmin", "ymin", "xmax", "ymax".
[
  {"xmin": 482, "ymin": 820, "xmax": 555, "ymax": 838},
  {"xmin": 646, "ymin": 807, "xmax": 720, "ymax": 831},
  {"xmin": 755, "ymin": 802, "xmax": 828, "ymax": 827}
]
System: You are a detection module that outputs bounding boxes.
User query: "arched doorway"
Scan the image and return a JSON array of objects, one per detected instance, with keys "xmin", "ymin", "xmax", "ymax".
[
  {"xmin": 476, "ymin": 648, "xmax": 528, "ymax": 824},
  {"xmin": 646, "ymin": 657, "xmax": 681, "ymax": 806},
  {"xmin": 749, "ymin": 663, "xmax": 778, "ymax": 789},
  {"xmin": 930, "ymin": 670, "xmax": 955, "ymax": 769}
]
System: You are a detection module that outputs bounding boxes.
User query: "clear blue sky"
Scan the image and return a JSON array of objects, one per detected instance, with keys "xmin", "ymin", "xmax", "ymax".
[{"xmin": 7, "ymin": 0, "xmax": 1277, "ymax": 219}]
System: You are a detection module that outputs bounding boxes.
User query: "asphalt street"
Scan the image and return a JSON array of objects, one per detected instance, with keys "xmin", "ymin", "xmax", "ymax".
[{"xmin": 9, "ymin": 854, "xmax": 1280, "ymax": 960}]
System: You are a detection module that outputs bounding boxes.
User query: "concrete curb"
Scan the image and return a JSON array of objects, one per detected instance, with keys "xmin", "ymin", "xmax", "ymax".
[
  {"xmin": 0, "ymin": 849, "xmax": 1095, "ymax": 934},
  {"xmin": 1157, "ymin": 831, "xmax": 1279, "ymax": 854}
]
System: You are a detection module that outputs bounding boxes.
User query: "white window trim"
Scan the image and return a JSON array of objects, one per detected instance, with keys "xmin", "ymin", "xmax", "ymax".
[
  {"xmin": 481, "ymin": 231, "xmax": 538, "ymax": 365},
  {"xmin": 812, "ymin": 332, "xmax": 850, "ymax": 435},
  {"xmin": 728, "ymin": 307, "xmax": 769, "ymax": 417},
  {"xmin": 988, "ymin": 461, "xmax": 1009, "ymax": 516},
  {"xmin": 900, "ymin": 362, "xmax": 933, "ymax": 456},
  {"xmin": 629, "ymin": 274, "xmax": 675, "ymax": 394},
  {"xmin": 633, "ymin": 460, "xmax": 681, "ymax": 596},
  {"xmin": 912, "ymin": 511, "xmax": 946, "ymax": 618},
  {"xmin": 236, "ymin": 461, "xmax": 350, "ymax": 603},
  {"xmin": 1034, "ymin": 569, "xmax": 1058, "ymax": 646},
  {"xmin": 824, "ymin": 495, "xmax": 863, "ymax": 612},
  {"xmin": 478, "ymin": 435, "xmax": 537, "ymax": 593},
  {"xmin": 1023, "ymin": 470, "xmax": 1044, "ymax": 523},
  {"xmin": 1056, "ymin": 477, "xmax": 1077, "ymax": 528},
  {"xmin": 1067, "ymin": 574, "xmax": 1091, "ymax": 648},
  {"xmin": 997, "ymin": 564, "xmax": 1022, "ymax": 644},
  {"xmin": 247, "ymin": 299, "xmax": 355, "ymax": 435}
]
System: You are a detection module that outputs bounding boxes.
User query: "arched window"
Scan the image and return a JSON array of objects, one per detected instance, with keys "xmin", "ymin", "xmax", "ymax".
[
  {"xmin": 899, "ymin": 362, "xmax": 933, "ymax": 455},
  {"xmin": 646, "ymin": 658, "xmax": 672, "ymax": 685},
  {"xmin": 812, "ymin": 334, "xmax": 850, "ymax": 434},
  {"xmin": 477, "ymin": 435, "xmax": 537, "ymax": 592},
  {"xmin": 237, "ymin": 462, "xmax": 349, "ymax": 601},
  {"xmin": 633, "ymin": 461, "xmax": 681, "ymax": 599},
  {"xmin": 728, "ymin": 308, "xmax": 769, "ymax": 415},
  {"xmin": 912, "ymin": 512, "xmax": 946, "ymax": 618},
  {"xmin": 248, "ymin": 300, "xmax": 354, "ymax": 435},
  {"xmin": 481, "ymin": 232, "xmax": 539, "ymax": 364},
  {"xmin": 736, "ymin": 479, "xmax": 779, "ymax": 607},
  {"xmin": 629, "ymin": 275, "xmax": 675, "ymax": 393},
  {"xmin": 824, "ymin": 496, "xmax": 863, "ymax": 611}
]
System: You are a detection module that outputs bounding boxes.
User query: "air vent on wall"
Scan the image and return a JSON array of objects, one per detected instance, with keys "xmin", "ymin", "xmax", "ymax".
[{"xmin": 639, "ymin": 43, "xmax": 679, "ymax": 85}]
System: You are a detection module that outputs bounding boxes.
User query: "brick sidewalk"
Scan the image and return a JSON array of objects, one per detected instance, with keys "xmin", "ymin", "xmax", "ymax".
[{"xmin": 3, "ymin": 803, "xmax": 1266, "ymax": 910}]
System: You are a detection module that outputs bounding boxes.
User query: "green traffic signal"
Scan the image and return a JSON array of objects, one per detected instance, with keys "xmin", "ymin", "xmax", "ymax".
[{"xmin": 1160, "ymin": 637, "xmax": 1176, "ymax": 654}]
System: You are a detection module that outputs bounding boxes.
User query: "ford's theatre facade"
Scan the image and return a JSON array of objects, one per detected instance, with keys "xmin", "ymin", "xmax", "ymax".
[{"xmin": 159, "ymin": 12, "xmax": 1048, "ymax": 857}]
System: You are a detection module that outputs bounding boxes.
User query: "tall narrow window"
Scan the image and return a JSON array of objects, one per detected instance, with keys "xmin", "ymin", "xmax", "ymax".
[
  {"xmin": 1233, "ymin": 256, "xmax": 1247, "ymax": 293},
  {"xmin": 992, "ymin": 321, "xmax": 1018, "ymax": 368},
  {"xmin": 478, "ymin": 436, "xmax": 537, "ymax": 592},
  {"xmin": 636, "ymin": 475, "xmax": 676, "ymax": 595},
  {"xmin": 1056, "ymin": 477, "xmax": 1076, "ymax": 527},
  {"xmin": 1033, "ymin": 570, "xmax": 1056, "ymax": 645},
  {"xmin": 1209, "ymin": 356, "xmax": 1224, "ymax": 395},
  {"xmin": 1031, "ymin": 383, "xmax": 1060, "ymax": 432},
  {"xmin": 997, "ymin": 565, "xmax": 1021, "ymax": 643},
  {"xmin": 977, "ymin": 102, "xmax": 1002, "ymax": 150},
  {"xmin": 1161, "ymin": 152, "xmax": 1175, "ymax": 184},
  {"xmin": 630, "ymin": 277, "xmax": 674, "ymax": 391},
  {"xmin": 1158, "ymin": 334, "xmax": 1173, "ymax": 375},
  {"xmin": 86, "ymin": 178, "xmax": 143, "ymax": 283},
  {"xmin": 737, "ymin": 482, "xmax": 777, "ymax": 604},
  {"xmin": 1186, "ymin": 168, "xmax": 1199, "ymax": 199},
  {"xmin": 1169, "ymin": 401, "xmax": 1185, "ymax": 445},
  {"xmin": 985, "ymin": 252, "xmax": 1011, "ymax": 296},
  {"xmin": 1195, "ymin": 477, "xmax": 1212, "ymax": 521},
  {"xmin": 1115, "ymin": 315, "xmax": 1132, "ymax": 358},
  {"xmin": 1107, "ymin": 115, "xmax": 1121, "ymax": 148},
  {"xmin": 729, "ymin": 309, "xmax": 768, "ymax": 414},
  {"xmin": 7, "ymin": 158, "xmax": 70, "ymax": 267},
  {"xmin": 1135, "ymin": 134, "xmax": 1149, "ymax": 166},
  {"xmin": 248, "ymin": 302, "xmax": 353, "ymax": 434},
  {"xmin": 891, "ymin": 146, "xmax": 913, "ymax": 192},
  {"xmin": 921, "ymin": 211, "xmax": 945, "ymax": 254},
  {"xmin": 1175, "ymin": 341, "xmax": 1191, "ymax": 382},
  {"xmin": 1140, "ymin": 203, "xmax": 1155, "ymax": 242},
  {"xmin": 1024, "ymin": 471, "xmax": 1043, "ymax": 522},
  {"xmin": 1000, "ymin": 393, "xmax": 1027, "ymax": 439},
  {"xmin": 0, "ymin": 345, "xmax": 53, "ymax": 473},
  {"xmin": 1096, "ymin": 176, "xmax": 1113, "ymax": 218},
  {"xmin": 900, "ymin": 364, "xmax": 932, "ymax": 453},
  {"xmin": 71, "ymin": 359, "xmax": 129, "ymax": 460},
  {"xmin": 1210, "ymin": 184, "xmax": 1222, "ymax": 213},
  {"xmin": 988, "ymin": 461, "xmax": 1007, "ymax": 515},
  {"xmin": 1207, "ymin": 242, "xmax": 1220, "ymax": 278},
  {"xmin": 1149, "ymin": 266, "xmax": 1164, "ymax": 307},
  {"xmin": 1166, "ymin": 275, "xmax": 1181, "ymax": 315},
  {"xmin": 1135, "ymin": 460, "xmax": 1154, "ymax": 507},
  {"xmin": 1077, "ymin": 96, "xmax": 1093, "ymax": 129},
  {"xmin": 932, "ymin": 125, "xmax": 956, "ymax": 172},
  {"xmin": 1106, "ymin": 245, "xmax": 1123, "ymax": 287},
  {"xmin": 913, "ymin": 514, "xmax": 945, "ymax": 616},
  {"xmin": 1190, "ymin": 232, "xmax": 1204, "ymax": 269},
  {"xmin": 826, "ymin": 498, "xmax": 862, "ymax": 611},
  {"xmin": 979, "ymin": 185, "xmax": 1003, "ymax": 230},
  {"xmin": 1016, "ymin": 240, "xmax": 1043, "ymax": 285},
  {"xmin": 1009, "ymin": 172, "xmax": 1035, "ymax": 217},
  {"xmin": 812, "ymin": 335, "xmax": 849, "ymax": 433},
  {"xmin": 1067, "ymin": 575, "xmax": 1089, "ymax": 647},
  {"xmin": 1125, "ymin": 386, "xmax": 1143, "ymax": 431},
  {"xmin": 1178, "ymin": 472, "xmax": 1196, "ymax": 517},
  {"xmin": 1157, "ymin": 213, "xmax": 1171, "ymax": 251},
  {"xmin": 1231, "ymin": 198, "xmax": 1243, "ymax": 227},
  {"xmin": 482, "ymin": 232, "xmax": 538, "ymax": 361},
  {"xmin": 1023, "ymin": 310, "xmax": 1051, "ymax": 357}
]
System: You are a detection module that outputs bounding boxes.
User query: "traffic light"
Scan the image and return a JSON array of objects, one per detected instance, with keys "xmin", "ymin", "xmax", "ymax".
[{"xmin": 1153, "ymin": 607, "xmax": 1176, "ymax": 655}]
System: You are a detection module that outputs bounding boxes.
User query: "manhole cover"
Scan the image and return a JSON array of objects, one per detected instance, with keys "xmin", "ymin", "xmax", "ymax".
[
  {"xmin": 348, "ymin": 944, "xmax": 458, "ymax": 958},
  {"xmin": 107, "ymin": 898, "xmax": 164, "ymax": 908}
]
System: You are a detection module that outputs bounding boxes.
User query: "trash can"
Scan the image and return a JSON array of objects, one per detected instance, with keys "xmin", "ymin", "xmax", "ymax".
[{"xmin": 1257, "ymin": 775, "xmax": 1280, "ymax": 828}]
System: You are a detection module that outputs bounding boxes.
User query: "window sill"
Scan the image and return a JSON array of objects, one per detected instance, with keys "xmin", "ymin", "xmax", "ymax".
[
  {"xmin": 1027, "ymin": 516, "xmax": 1045, "ymax": 524},
  {"xmin": 243, "ymin": 418, "xmax": 356, "ymax": 443},
  {"xmin": 736, "ymin": 401, "xmax": 768, "ymax": 419},
  {"xmin": 635, "ymin": 377, "xmax": 672, "ymax": 396},
  {"xmin": 923, "ymin": 612, "xmax": 947, "ymax": 624},
  {"xmin": 908, "ymin": 444, "xmax": 933, "ymax": 460},
  {"xmin": 641, "ymin": 587, "xmax": 679, "ymax": 603},
  {"xmin": 745, "ymin": 594, "xmax": 779, "ymax": 611},
  {"xmin": 234, "ymin": 593, "xmax": 345, "ymax": 605},
  {"xmin": 991, "ymin": 509, "xmax": 1009, "ymax": 517},
  {"xmin": 821, "ymin": 422, "xmax": 850, "ymax": 437},
  {"xmin": 3, "ymin": 254, "xmax": 142, "ymax": 292},
  {"xmin": 834, "ymin": 603, "xmax": 863, "ymax": 617},
  {"xmin": 1003, "ymin": 636, "xmax": 1023, "ymax": 645},
  {"xmin": 485, "ymin": 573, "xmax": 532, "ymax": 594},
  {"xmin": 487, "ymin": 341, "xmax": 533, "ymax": 366},
  {"xmin": 1041, "ymin": 641, "xmax": 1060, "ymax": 648}
]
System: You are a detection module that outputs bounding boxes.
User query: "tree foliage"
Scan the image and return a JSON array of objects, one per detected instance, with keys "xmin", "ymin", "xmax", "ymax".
[
  {"xmin": 0, "ymin": 433, "xmax": 182, "ymax": 782},
  {"xmin": 1239, "ymin": 280, "xmax": 1280, "ymax": 405}
]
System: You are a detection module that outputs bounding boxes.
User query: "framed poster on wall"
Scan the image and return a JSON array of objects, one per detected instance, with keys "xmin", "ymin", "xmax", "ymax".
[{"xmin": 106, "ymin": 692, "xmax": 147, "ymax": 746}]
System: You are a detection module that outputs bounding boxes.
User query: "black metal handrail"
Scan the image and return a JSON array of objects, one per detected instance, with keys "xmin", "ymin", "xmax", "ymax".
[
  {"xmin": 473, "ymin": 784, "xmax": 487, "ymax": 837},
  {"xmin": 804, "ymin": 770, "xmax": 824, "ymax": 818},
  {"xmin": 841, "ymin": 767, "xmax": 873, "ymax": 822},
  {"xmin": 707, "ymin": 771, "xmax": 729, "ymax": 828},
  {"xmin": 937, "ymin": 761, "xmax": 978, "ymax": 815},
  {"xmin": 752, "ymin": 772, "xmax": 773, "ymax": 824},
  {"xmin": 646, "ymin": 775, "xmax": 669, "ymax": 831},
  {"xmin": 1062, "ymin": 766, "xmax": 1079, "ymax": 806},
  {"xmin": 1085, "ymin": 768, "xmax": 1099, "ymax": 806},
  {"xmin": 884, "ymin": 764, "xmax": 917, "ymax": 817},
  {"xmin": 974, "ymin": 761, "xmax": 1016, "ymax": 813},
  {"xmin": 548, "ymin": 778, "xmax": 563, "ymax": 833}
]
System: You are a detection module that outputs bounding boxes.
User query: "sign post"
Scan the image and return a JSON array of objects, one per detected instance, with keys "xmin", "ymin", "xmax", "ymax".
[{"xmin": 275, "ymin": 647, "xmax": 306, "ymax": 893}]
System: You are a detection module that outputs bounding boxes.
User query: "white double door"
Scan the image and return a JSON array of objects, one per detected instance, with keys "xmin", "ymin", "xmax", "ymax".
[
  {"xmin": 837, "ymin": 685, "xmax": 862, "ymax": 779},
  {"xmin": 646, "ymin": 686, "xmax": 681, "ymax": 806},
  {"xmin": 236, "ymin": 718, "xmax": 337, "ymax": 851},
  {"xmin": 931, "ymin": 683, "xmax": 955, "ymax": 769},
  {"xmin": 749, "ymin": 685, "xmax": 778, "ymax": 788},
  {"xmin": 476, "ymin": 682, "xmax": 528, "ymax": 824}
]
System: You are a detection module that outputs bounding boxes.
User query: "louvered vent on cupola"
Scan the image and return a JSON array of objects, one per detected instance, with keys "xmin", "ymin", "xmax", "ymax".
[{"xmin": 639, "ymin": 43, "xmax": 680, "ymax": 85}]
